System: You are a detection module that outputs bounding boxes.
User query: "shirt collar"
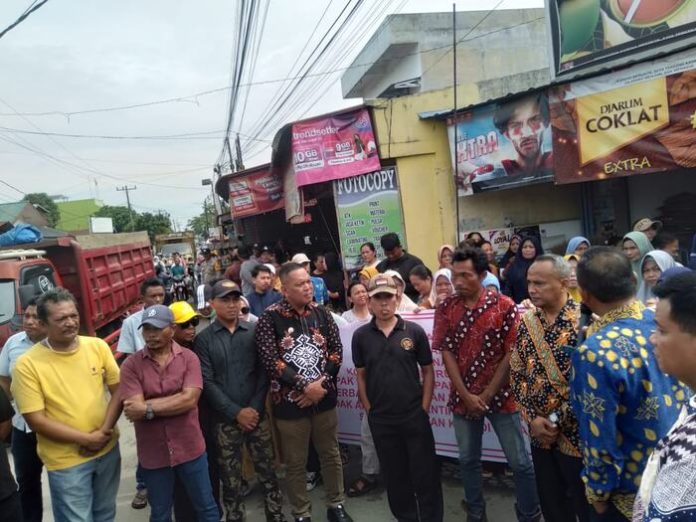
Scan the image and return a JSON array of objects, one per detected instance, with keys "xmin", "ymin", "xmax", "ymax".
[
  {"xmin": 594, "ymin": 300, "xmax": 645, "ymax": 331},
  {"xmin": 369, "ymin": 314, "xmax": 406, "ymax": 331},
  {"xmin": 534, "ymin": 297, "xmax": 579, "ymax": 326},
  {"xmin": 279, "ymin": 299, "xmax": 315, "ymax": 317},
  {"xmin": 212, "ymin": 319, "xmax": 249, "ymax": 333},
  {"xmin": 143, "ymin": 341, "xmax": 184, "ymax": 360}
]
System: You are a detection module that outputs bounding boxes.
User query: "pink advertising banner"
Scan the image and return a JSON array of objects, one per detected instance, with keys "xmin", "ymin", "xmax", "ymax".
[{"xmin": 291, "ymin": 107, "xmax": 380, "ymax": 187}]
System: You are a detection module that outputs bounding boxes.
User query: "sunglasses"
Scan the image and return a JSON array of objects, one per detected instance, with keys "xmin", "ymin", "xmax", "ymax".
[
  {"xmin": 178, "ymin": 317, "xmax": 200, "ymax": 329},
  {"xmin": 241, "ymin": 307, "xmax": 250, "ymax": 314}
]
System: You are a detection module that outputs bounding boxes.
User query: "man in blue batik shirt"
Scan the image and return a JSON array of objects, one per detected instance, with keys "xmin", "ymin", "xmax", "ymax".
[{"xmin": 570, "ymin": 248, "xmax": 687, "ymax": 521}]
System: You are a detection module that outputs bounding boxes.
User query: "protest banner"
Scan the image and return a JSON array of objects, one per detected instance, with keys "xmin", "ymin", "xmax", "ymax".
[{"xmin": 336, "ymin": 311, "xmax": 527, "ymax": 462}]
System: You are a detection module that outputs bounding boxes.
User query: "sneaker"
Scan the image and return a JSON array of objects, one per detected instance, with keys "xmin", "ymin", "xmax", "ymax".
[
  {"xmin": 131, "ymin": 488, "xmax": 148, "ymax": 509},
  {"xmin": 306, "ymin": 471, "xmax": 321, "ymax": 491},
  {"xmin": 327, "ymin": 504, "xmax": 353, "ymax": 522}
]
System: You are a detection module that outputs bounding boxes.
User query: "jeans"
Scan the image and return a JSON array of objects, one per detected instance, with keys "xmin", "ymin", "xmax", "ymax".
[
  {"xmin": 136, "ymin": 462, "xmax": 146, "ymax": 491},
  {"xmin": 11, "ymin": 427, "xmax": 43, "ymax": 522},
  {"xmin": 141, "ymin": 452, "xmax": 219, "ymax": 522},
  {"xmin": 275, "ymin": 408, "xmax": 344, "ymax": 518},
  {"xmin": 47, "ymin": 443, "xmax": 121, "ymax": 522},
  {"xmin": 453, "ymin": 412, "xmax": 540, "ymax": 521}
]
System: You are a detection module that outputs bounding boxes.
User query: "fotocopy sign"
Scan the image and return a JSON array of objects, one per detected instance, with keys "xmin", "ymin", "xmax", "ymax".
[
  {"xmin": 336, "ymin": 311, "xmax": 527, "ymax": 462},
  {"xmin": 550, "ymin": 49, "xmax": 696, "ymax": 183},
  {"xmin": 334, "ymin": 166, "xmax": 407, "ymax": 271},
  {"xmin": 292, "ymin": 107, "xmax": 380, "ymax": 187}
]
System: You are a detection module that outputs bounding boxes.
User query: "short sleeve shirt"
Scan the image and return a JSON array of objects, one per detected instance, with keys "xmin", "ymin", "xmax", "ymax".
[
  {"xmin": 0, "ymin": 331, "xmax": 36, "ymax": 431},
  {"xmin": 11, "ymin": 336, "xmax": 120, "ymax": 471},
  {"xmin": 117, "ymin": 309, "xmax": 145, "ymax": 354},
  {"xmin": 432, "ymin": 289, "xmax": 519, "ymax": 418},
  {"xmin": 119, "ymin": 342, "xmax": 205, "ymax": 469},
  {"xmin": 353, "ymin": 316, "xmax": 432, "ymax": 423}
]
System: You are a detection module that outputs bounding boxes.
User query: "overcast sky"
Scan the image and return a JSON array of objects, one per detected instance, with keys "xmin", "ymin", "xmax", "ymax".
[{"xmin": 0, "ymin": 0, "xmax": 543, "ymax": 228}]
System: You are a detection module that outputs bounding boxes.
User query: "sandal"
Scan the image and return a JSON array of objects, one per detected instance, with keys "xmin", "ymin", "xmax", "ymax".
[{"xmin": 347, "ymin": 476, "xmax": 377, "ymax": 497}]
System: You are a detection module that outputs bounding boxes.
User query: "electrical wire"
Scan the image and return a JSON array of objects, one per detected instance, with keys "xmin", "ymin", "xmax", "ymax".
[
  {"xmin": 0, "ymin": 0, "xmax": 50, "ymax": 41},
  {"xmin": 0, "ymin": 126, "xmax": 271, "ymax": 141}
]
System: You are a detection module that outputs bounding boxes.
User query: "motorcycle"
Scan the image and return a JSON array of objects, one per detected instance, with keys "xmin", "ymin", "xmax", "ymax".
[{"xmin": 172, "ymin": 275, "xmax": 189, "ymax": 302}]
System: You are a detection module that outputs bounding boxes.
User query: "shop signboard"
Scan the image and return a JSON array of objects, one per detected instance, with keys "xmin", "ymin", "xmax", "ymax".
[
  {"xmin": 228, "ymin": 166, "xmax": 284, "ymax": 219},
  {"xmin": 292, "ymin": 107, "xmax": 380, "ymax": 187},
  {"xmin": 546, "ymin": 0, "xmax": 696, "ymax": 79},
  {"xmin": 334, "ymin": 166, "xmax": 406, "ymax": 271},
  {"xmin": 448, "ymin": 93, "xmax": 554, "ymax": 197},
  {"xmin": 550, "ymin": 49, "xmax": 696, "ymax": 184},
  {"xmin": 336, "ymin": 311, "xmax": 529, "ymax": 462}
]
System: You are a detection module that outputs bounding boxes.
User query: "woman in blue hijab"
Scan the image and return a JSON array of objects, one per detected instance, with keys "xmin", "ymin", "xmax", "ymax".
[{"xmin": 565, "ymin": 236, "xmax": 590, "ymax": 257}]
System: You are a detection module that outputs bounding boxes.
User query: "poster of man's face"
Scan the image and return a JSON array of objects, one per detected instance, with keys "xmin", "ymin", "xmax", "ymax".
[{"xmin": 449, "ymin": 93, "xmax": 554, "ymax": 196}]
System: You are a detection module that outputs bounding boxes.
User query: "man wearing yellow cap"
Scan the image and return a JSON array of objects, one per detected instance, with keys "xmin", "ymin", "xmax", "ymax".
[{"xmin": 169, "ymin": 301, "xmax": 200, "ymax": 350}]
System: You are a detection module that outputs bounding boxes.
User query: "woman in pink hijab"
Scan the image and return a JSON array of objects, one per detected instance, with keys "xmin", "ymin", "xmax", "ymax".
[{"xmin": 437, "ymin": 244, "xmax": 455, "ymax": 269}]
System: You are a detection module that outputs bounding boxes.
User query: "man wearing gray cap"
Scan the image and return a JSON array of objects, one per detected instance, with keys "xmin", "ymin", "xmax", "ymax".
[{"xmin": 119, "ymin": 304, "xmax": 219, "ymax": 522}]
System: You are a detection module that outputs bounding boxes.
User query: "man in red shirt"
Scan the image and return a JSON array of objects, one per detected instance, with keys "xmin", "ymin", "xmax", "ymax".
[
  {"xmin": 432, "ymin": 246, "xmax": 540, "ymax": 522},
  {"xmin": 119, "ymin": 304, "xmax": 219, "ymax": 522}
]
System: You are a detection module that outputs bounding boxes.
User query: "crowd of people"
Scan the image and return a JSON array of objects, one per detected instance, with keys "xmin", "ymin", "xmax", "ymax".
[{"xmin": 0, "ymin": 218, "xmax": 695, "ymax": 522}]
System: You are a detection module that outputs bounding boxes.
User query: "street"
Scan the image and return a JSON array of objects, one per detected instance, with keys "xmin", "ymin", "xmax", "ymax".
[{"xmin": 28, "ymin": 416, "xmax": 517, "ymax": 521}]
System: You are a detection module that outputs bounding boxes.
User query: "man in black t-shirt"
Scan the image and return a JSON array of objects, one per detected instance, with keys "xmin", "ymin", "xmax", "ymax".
[
  {"xmin": 352, "ymin": 274, "xmax": 443, "ymax": 522},
  {"xmin": 376, "ymin": 233, "xmax": 424, "ymax": 302},
  {"xmin": 0, "ymin": 389, "xmax": 21, "ymax": 522}
]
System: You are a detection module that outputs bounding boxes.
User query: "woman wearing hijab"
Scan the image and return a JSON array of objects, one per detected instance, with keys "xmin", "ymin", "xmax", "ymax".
[
  {"xmin": 564, "ymin": 254, "xmax": 583, "ymax": 303},
  {"xmin": 637, "ymin": 250, "xmax": 679, "ymax": 306},
  {"xmin": 481, "ymin": 271, "xmax": 501, "ymax": 294},
  {"xmin": 622, "ymin": 231, "xmax": 653, "ymax": 285},
  {"xmin": 429, "ymin": 268, "xmax": 454, "ymax": 308},
  {"xmin": 503, "ymin": 236, "xmax": 543, "ymax": 303},
  {"xmin": 358, "ymin": 266, "xmax": 379, "ymax": 287},
  {"xmin": 500, "ymin": 234, "xmax": 522, "ymax": 274},
  {"xmin": 437, "ymin": 244, "xmax": 455, "ymax": 269},
  {"xmin": 383, "ymin": 269, "xmax": 419, "ymax": 312},
  {"xmin": 565, "ymin": 236, "xmax": 590, "ymax": 257}
]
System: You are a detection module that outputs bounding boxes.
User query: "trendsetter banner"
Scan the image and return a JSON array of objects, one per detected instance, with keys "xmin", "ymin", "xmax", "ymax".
[
  {"xmin": 228, "ymin": 167, "xmax": 284, "ymax": 219},
  {"xmin": 336, "ymin": 311, "xmax": 528, "ymax": 462},
  {"xmin": 448, "ymin": 93, "xmax": 554, "ymax": 197},
  {"xmin": 550, "ymin": 49, "xmax": 696, "ymax": 183},
  {"xmin": 547, "ymin": 0, "xmax": 696, "ymax": 78},
  {"xmin": 292, "ymin": 107, "xmax": 380, "ymax": 187},
  {"xmin": 334, "ymin": 167, "xmax": 406, "ymax": 271}
]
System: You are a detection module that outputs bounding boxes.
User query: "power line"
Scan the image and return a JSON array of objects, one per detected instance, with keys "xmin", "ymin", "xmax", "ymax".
[
  {"xmin": 0, "ymin": 179, "xmax": 26, "ymax": 195},
  {"xmin": 0, "ymin": 126, "xmax": 271, "ymax": 141},
  {"xmin": 0, "ymin": 0, "xmax": 50, "ymax": 41},
  {"xmin": 0, "ymin": 16, "xmax": 543, "ymax": 120}
]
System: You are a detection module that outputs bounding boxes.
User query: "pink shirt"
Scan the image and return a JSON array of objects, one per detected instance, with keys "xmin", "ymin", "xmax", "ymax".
[{"xmin": 119, "ymin": 342, "xmax": 205, "ymax": 469}]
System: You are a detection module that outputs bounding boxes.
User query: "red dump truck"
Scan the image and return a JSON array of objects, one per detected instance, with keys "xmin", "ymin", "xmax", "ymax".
[{"xmin": 0, "ymin": 231, "xmax": 154, "ymax": 351}]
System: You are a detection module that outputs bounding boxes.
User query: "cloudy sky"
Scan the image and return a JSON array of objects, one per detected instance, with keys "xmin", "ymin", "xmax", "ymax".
[{"xmin": 0, "ymin": 0, "xmax": 542, "ymax": 228}]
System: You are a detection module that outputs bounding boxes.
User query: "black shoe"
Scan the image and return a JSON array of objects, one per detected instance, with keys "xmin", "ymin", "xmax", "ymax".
[{"xmin": 327, "ymin": 504, "xmax": 353, "ymax": 522}]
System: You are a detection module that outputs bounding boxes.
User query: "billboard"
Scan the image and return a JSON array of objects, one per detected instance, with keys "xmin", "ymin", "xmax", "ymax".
[
  {"xmin": 334, "ymin": 166, "xmax": 407, "ymax": 271},
  {"xmin": 448, "ymin": 93, "xmax": 554, "ymax": 197},
  {"xmin": 550, "ymin": 49, "xmax": 696, "ymax": 183},
  {"xmin": 292, "ymin": 107, "xmax": 380, "ymax": 187},
  {"xmin": 228, "ymin": 166, "xmax": 284, "ymax": 219},
  {"xmin": 547, "ymin": 0, "xmax": 696, "ymax": 78}
]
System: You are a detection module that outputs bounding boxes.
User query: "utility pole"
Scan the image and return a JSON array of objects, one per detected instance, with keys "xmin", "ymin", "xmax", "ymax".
[
  {"xmin": 452, "ymin": 3, "xmax": 461, "ymax": 243},
  {"xmin": 234, "ymin": 133, "xmax": 244, "ymax": 172},
  {"xmin": 116, "ymin": 185, "xmax": 137, "ymax": 231}
]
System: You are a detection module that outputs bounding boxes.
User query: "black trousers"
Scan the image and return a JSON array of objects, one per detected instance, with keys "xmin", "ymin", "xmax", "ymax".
[
  {"xmin": 589, "ymin": 503, "xmax": 629, "ymax": 522},
  {"xmin": 369, "ymin": 410, "xmax": 443, "ymax": 522},
  {"xmin": 11, "ymin": 428, "xmax": 42, "ymax": 522},
  {"xmin": 531, "ymin": 446, "xmax": 590, "ymax": 522},
  {"xmin": 0, "ymin": 491, "xmax": 23, "ymax": 522}
]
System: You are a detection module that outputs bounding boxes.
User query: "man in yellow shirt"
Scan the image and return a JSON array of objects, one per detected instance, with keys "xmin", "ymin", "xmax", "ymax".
[{"xmin": 12, "ymin": 288, "xmax": 122, "ymax": 522}]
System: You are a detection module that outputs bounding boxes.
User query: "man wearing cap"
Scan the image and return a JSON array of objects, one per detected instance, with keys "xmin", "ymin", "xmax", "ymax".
[
  {"xmin": 633, "ymin": 218, "xmax": 662, "ymax": 242},
  {"xmin": 246, "ymin": 264, "xmax": 282, "ymax": 317},
  {"xmin": 195, "ymin": 279, "xmax": 285, "ymax": 522},
  {"xmin": 292, "ymin": 253, "xmax": 330, "ymax": 306},
  {"xmin": 119, "ymin": 304, "xmax": 219, "ymax": 522},
  {"xmin": 256, "ymin": 262, "xmax": 351, "ymax": 522},
  {"xmin": 353, "ymin": 274, "xmax": 442, "ymax": 521}
]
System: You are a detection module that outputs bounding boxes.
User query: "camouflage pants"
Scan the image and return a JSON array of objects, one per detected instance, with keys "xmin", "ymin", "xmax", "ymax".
[{"xmin": 217, "ymin": 418, "xmax": 284, "ymax": 522}]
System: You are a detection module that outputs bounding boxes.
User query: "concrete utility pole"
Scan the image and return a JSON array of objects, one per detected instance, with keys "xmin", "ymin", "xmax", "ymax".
[{"xmin": 116, "ymin": 185, "xmax": 137, "ymax": 231}]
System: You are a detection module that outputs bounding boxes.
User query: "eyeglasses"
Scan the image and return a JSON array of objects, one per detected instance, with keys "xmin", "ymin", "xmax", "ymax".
[{"xmin": 178, "ymin": 317, "xmax": 200, "ymax": 329}]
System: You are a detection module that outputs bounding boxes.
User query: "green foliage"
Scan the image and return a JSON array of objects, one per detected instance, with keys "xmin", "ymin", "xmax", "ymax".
[
  {"xmin": 95, "ymin": 205, "xmax": 172, "ymax": 242},
  {"xmin": 94, "ymin": 205, "xmax": 137, "ymax": 232},
  {"xmin": 23, "ymin": 193, "xmax": 60, "ymax": 227},
  {"xmin": 186, "ymin": 197, "xmax": 215, "ymax": 238}
]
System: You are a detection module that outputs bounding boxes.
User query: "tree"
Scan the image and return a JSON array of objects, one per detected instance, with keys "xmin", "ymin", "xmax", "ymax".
[
  {"xmin": 186, "ymin": 197, "xmax": 215, "ymax": 238},
  {"xmin": 94, "ymin": 205, "xmax": 137, "ymax": 232},
  {"xmin": 23, "ymin": 193, "xmax": 60, "ymax": 227},
  {"xmin": 136, "ymin": 211, "xmax": 172, "ymax": 243}
]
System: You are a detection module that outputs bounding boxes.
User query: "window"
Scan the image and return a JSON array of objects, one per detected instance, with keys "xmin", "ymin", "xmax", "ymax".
[{"xmin": 0, "ymin": 280, "xmax": 15, "ymax": 325}]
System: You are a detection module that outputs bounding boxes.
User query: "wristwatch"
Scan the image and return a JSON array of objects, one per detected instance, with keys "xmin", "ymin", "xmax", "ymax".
[{"xmin": 145, "ymin": 403, "xmax": 155, "ymax": 421}]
